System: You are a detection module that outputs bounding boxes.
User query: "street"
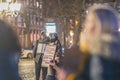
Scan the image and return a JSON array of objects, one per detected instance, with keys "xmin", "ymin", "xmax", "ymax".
[{"xmin": 19, "ymin": 59, "xmax": 35, "ymax": 80}]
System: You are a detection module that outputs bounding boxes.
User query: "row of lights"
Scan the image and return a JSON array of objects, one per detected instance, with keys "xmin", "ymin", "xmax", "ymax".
[{"xmin": 0, "ymin": 0, "xmax": 21, "ymax": 17}]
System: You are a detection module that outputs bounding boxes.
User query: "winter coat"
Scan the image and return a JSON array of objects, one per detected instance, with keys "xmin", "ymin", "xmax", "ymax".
[{"xmin": 76, "ymin": 35, "xmax": 120, "ymax": 80}]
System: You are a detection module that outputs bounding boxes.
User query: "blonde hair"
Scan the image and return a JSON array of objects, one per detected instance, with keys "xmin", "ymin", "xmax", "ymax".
[
  {"xmin": 80, "ymin": 4, "xmax": 120, "ymax": 57},
  {"xmin": 88, "ymin": 3, "xmax": 119, "ymax": 34}
]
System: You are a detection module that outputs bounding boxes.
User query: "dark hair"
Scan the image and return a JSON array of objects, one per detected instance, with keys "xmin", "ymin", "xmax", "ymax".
[
  {"xmin": 41, "ymin": 31, "xmax": 45, "ymax": 35},
  {"xmin": 0, "ymin": 20, "xmax": 21, "ymax": 53},
  {"xmin": 61, "ymin": 45, "xmax": 82, "ymax": 73}
]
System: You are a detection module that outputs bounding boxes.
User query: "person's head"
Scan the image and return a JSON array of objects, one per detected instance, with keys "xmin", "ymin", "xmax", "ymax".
[
  {"xmin": 57, "ymin": 45, "xmax": 82, "ymax": 80},
  {"xmin": 40, "ymin": 31, "xmax": 46, "ymax": 40},
  {"xmin": 0, "ymin": 20, "xmax": 21, "ymax": 54},
  {"xmin": 55, "ymin": 53, "xmax": 60, "ymax": 61},
  {"xmin": 0, "ymin": 20, "xmax": 21, "ymax": 80},
  {"xmin": 80, "ymin": 4, "xmax": 120, "ymax": 56},
  {"xmin": 54, "ymin": 33, "xmax": 58, "ymax": 38},
  {"xmin": 49, "ymin": 33, "xmax": 55, "ymax": 39}
]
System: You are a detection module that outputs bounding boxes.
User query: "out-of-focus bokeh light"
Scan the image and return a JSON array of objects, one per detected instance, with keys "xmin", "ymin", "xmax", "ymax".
[
  {"xmin": 70, "ymin": 30, "xmax": 74, "ymax": 36},
  {"xmin": 118, "ymin": 28, "xmax": 120, "ymax": 32},
  {"xmin": 70, "ymin": 40, "xmax": 73, "ymax": 44},
  {"xmin": 75, "ymin": 20, "xmax": 78, "ymax": 26},
  {"xmin": 36, "ymin": 1, "xmax": 39, "ymax": 7},
  {"xmin": 0, "ymin": 3, "xmax": 8, "ymax": 11},
  {"xmin": 0, "ymin": 3, "xmax": 21, "ymax": 11},
  {"xmin": 7, "ymin": 0, "xmax": 11, "ymax": 3},
  {"xmin": 10, "ymin": 3, "xmax": 21, "ymax": 11}
]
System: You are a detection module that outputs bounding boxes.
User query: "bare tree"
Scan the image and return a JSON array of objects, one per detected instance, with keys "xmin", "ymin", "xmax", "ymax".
[
  {"xmin": 42, "ymin": 0, "xmax": 86, "ymax": 47},
  {"xmin": 21, "ymin": 1, "xmax": 32, "ymax": 48}
]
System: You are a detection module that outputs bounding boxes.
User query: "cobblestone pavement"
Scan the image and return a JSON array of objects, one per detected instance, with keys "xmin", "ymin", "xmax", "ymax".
[{"xmin": 19, "ymin": 59, "xmax": 35, "ymax": 80}]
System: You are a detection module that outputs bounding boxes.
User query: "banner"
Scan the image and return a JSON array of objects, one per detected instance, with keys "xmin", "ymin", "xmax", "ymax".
[
  {"xmin": 37, "ymin": 43, "xmax": 46, "ymax": 54},
  {"xmin": 41, "ymin": 45, "xmax": 56, "ymax": 67}
]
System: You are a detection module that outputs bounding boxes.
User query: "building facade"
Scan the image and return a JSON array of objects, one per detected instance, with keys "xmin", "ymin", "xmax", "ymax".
[{"xmin": 16, "ymin": 0, "xmax": 44, "ymax": 48}]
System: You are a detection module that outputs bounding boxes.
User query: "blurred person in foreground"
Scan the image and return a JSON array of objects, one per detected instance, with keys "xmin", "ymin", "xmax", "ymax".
[
  {"xmin": 79, "ymin": 4, "xmax": 120, "ymax": 80},
  {"xmin": 57, "ymin": 4, "xmax": 120, "ymax": 80},
  {"xmin": 0, "ymin": 20, "xmax": 21, "ymax": 80},
  {"xmin": 56, "ymin": 45, "xmax": 82, "ymax": 80}
]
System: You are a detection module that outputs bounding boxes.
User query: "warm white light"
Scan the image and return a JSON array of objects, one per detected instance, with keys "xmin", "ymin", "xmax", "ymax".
[
  {"xmin": 70, "ymin": 40, "xmax": 73, "ymax": 44},
  {"xmin": 36, "ymin": 1, "xmax": 39, "ymax": 7},
  {"xmin": 7, "ymin": 0, "xmax": 11, "ymax": 3},
  {"xmin": 46, "ymin": 33, "xmax": 49, "ymax": 36},
  {"xmin": 70, "ymin": 30, "xmax": 74, "ymax": 36},
  {"xmin": 75, "ymin": 20, "xmax": 78, "ymax": 26},
  {"xmin": 118, "ymin": 28, "xmax": 120, "ymax": 32},
  {"xmin": 86, "ymin": 10, "xmax": 88, "ymax": 14},
  {"xmin": 10, "ymin": 3, "xmax": 21, "ymax": 11},
  {"xmin": 0, "ymin": 3, "xmax": 8, "ymax": 11},
  {"xmin": 40, "ymin": 4, "xmax": 42, "ymax": 9}
]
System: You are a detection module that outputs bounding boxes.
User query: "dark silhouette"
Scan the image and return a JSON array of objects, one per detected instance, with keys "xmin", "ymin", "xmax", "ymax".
[
  {"xmin": 0, "ymin": 20, "xmax": 21, "ymax": 80},
  {"xmin": 57, "ymin": 4, "xmax": 120, "ymax": 80},
  {"xmin": 79, "ymin": 4, "xmax": 120, "ymax": 80}
]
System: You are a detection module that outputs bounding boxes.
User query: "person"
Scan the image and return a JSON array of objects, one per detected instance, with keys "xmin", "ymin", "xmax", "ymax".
[
  {"xmin": 57, "ymin": 4, "xmax": 120, "ymax": 80},
  {"xmin": 45, "ymin": 33, "xmax": 63, "ymax": 80},
  {"xmin": 56, "ymin": 45, "xmax": 82, "ymax": 80},
  {"xmin": 78, "ymin": 4, "xmax": 120, "ymax": 80},
  {"xmin": 33, "ymin": 31, "xmax": 49, "ymax": 80},
  {"xmin": 0, "ymin": 20, "xmax": 21, "ymax": 80}
]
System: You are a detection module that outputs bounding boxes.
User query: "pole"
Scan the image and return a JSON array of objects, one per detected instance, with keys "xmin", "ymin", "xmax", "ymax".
[{"xmin": 63, "ymin": 17, "xmax": 66, "ymax": 48}]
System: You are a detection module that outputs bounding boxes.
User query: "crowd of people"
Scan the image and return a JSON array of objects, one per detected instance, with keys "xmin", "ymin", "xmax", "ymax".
[{"xmin": 1, "ymin": 3, "xmax": 120, "ymax": 80}]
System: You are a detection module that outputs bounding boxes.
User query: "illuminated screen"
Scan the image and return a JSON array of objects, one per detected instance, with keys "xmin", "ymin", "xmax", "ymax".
[{"xmin": 45, "ymin": 23, "xmax": 56, "ymax": 35}]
